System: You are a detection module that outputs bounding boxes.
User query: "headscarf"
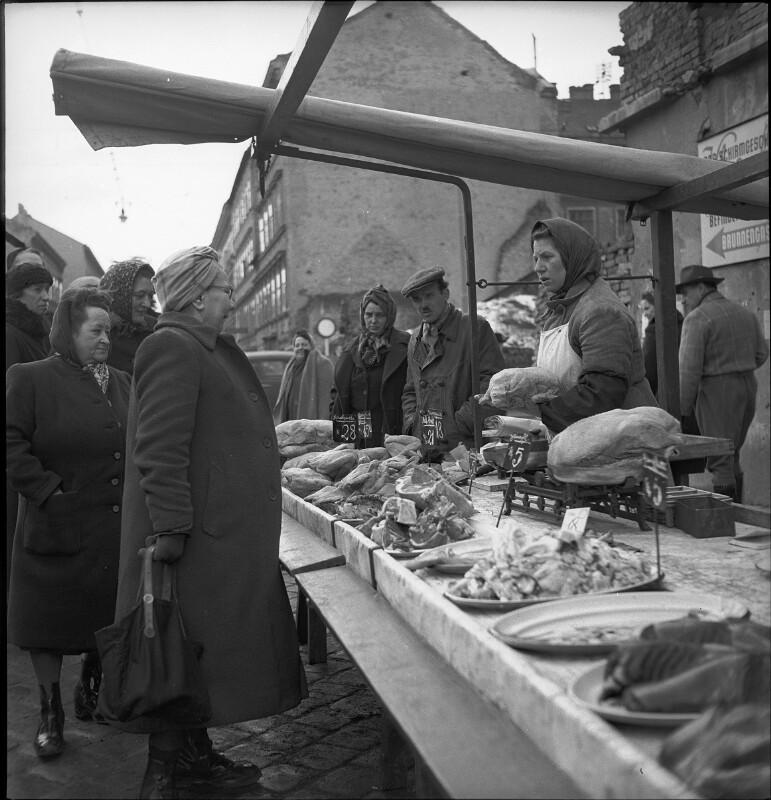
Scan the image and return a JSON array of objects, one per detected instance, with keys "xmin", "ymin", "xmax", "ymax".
[
  {"xmin": 357, "ymin": 284, "xmax": 396, "ymax": 367},
  {"xmin": 274, "ymin": 330, "xmax": 315, "ymax": 420},
  {"xmin": 531, "ymin": 217, "xmax": 601, "ymax": 326},
  {"xmin": 99, "ymin": 258, "xmax": 155, "ymax": 324},
  {"xmin": 153, "ymin": 246, "xmax": 220, "ymax": 312},
  {"xmin": 49, "ymin": 286, "xmax": 113, "ymax": 392}
]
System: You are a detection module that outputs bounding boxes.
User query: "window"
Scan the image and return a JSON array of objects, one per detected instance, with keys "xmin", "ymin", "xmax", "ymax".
[
  {"xmin": 257, "ymin": 190, "xmax": 283, "ymax": 255},
  {"xmin": 615, "ymin": 208, "xmax": 632, "ymax": 241},
  {"xmin": 233, "ymin": 239, "xmax": 254, "ymax": 286},
  {"xmin": 250, "ymin": 255, "xmax": 287, "ymax": 328},
  {"xmin": 566, "ymin": 207, "xmax": 597, "ymax": 238}
]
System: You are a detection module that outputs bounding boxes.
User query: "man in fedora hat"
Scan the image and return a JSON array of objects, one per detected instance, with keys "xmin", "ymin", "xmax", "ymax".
[
  {"xmin": 400, "ymin": 266, "xmax": 504, "ymax": 461},
  {"xmin": 676, "ymin": 264, "xmax": 768, "ymax": 502}
]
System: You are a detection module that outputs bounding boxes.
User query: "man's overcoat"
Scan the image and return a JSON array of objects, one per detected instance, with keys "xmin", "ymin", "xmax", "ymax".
[{"xmin": 115, "ymin": 312, "xmax": 306, "ymax": 728}]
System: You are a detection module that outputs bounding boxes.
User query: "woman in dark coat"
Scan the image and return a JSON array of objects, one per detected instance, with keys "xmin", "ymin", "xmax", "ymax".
[
  {"xmin": 6, "ymin": 286, "xmax": 130, "ymax": 759},
  {"xmin": 332, "ymin": 284, "xmax": 409, "ymax": 447},
  {"xmin": 113, "ymin": 245, "xmax": 306, "ymax": 797},
  {"xmin": 99, "ymin": 257, "xmax": 158, "ymax": 375},
  {"xmin": 6, "ymin": 256, "xmax": 55, "ymax": 593},
  {"xmin": 531, "ymin": 218, "xmax": 657, "ymax": 433}
]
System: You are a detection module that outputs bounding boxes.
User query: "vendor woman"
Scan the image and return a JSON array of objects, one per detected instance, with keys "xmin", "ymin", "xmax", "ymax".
[{"xmin": 532, "ymin": 217, "xmax": 657, "ymax": 433}]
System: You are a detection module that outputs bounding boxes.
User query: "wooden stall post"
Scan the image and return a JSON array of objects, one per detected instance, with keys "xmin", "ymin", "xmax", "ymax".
[{"xmin": 650, "ymin": 210, "xmax": 680, "ymax": 420}]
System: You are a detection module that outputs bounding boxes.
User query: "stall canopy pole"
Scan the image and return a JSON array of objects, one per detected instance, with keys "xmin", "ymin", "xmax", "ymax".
[
  {"xmin": 650, "ymin": 210, "xmax": 680, "ymax": 420},
  {"xmin": 272, "ymin": 144, "xmax": 483, "ymax": 450}
]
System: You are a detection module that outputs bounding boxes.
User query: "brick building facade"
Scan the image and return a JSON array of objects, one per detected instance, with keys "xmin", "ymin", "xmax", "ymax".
[
  {"xmin": 212, "ymin": 0, "xmax": 632, "ymax": 357},
  {"xmin": 599, "ymin": 1, "xmax": 769, "ymax": 506}
]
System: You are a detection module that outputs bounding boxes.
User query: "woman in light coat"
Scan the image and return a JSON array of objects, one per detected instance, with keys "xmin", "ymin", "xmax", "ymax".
[{"xmin": 274, "ymin": 329, "xmax": 334, "ymax": 423}]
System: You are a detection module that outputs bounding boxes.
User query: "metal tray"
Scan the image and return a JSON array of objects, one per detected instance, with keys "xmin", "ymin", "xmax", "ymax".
[
  {"xmin": 443, "ymin": 573, "xmax": 664, "ymax": 613},
  {"xmin": 488, "ymin": 591, "xmax": 749, "ymax": 654}
]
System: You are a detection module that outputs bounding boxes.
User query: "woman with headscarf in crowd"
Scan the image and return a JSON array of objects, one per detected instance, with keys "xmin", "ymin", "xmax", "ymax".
[
  {"xmin": 274, "ymin": 329, "xmax": 335, "ymax": 423},
  {"xmin": 6, "ymin": 286, "xmax": 130, "ymax": 760},
  {"xmin": 5, "ymin": 249, "xmax": 54, "ymax": 370},
  {"xmin": 99, "ymin": 257, "xmax": 158, "ymax": 374},
  {"xmin": 332, "ymin": 284, "xmax": 409, "ymax": 447},
  {"xmin": 531, "ymin": 217, "xmax": 657, "ymax": 434}
]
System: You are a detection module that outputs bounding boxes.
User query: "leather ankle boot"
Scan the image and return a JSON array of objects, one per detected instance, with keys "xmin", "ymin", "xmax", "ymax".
[
  {"xmin": 34, "ymin": 683, "xmax": 64, "ymax": 759},
  {"xmin": 139, "ymin": 747, "xmax": 180, "ymax": 800},
  {"xmin": 74, "ymin": 651, "xmax": 102, "ymax": 722}
]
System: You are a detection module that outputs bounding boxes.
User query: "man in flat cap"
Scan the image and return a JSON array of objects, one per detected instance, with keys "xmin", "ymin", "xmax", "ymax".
[
  {"xmin": 112, "ymin": 246, "xmax": 306, "ymax": 797},
  {"xmin": 401, "ymin": 266, "xmax": 504, "ymax": 460},
  {"xmin": 677, "ymin": 264, "xmax": 768, "ymax": 502}
]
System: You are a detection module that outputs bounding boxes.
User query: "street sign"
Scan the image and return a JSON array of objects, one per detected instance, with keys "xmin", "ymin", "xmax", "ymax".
[
  {"xmin": 316, "ymin": 317, "xmax": 336, "ymax": 338},
  {"xmin": 698, "ymin": 114, "xmax": 769, "ymax": 267}
]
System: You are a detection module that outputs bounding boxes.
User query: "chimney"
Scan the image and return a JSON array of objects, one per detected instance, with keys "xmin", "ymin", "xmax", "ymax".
[
  {"xmin": 569, "ymin": 84, "xmax": 594, "ymax": 100},
  {"xmin": 610, "ymin": 83, "xmax": 621, "ymax": 102}
]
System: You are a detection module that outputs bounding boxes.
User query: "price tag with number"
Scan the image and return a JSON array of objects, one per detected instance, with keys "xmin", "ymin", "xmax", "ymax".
[
  {"xmin": 419, "ymin": 410, "xmax": 445, "ymax": 447},
  {"xmin": 332, "ymin": 415, "xmax": 358, "ymax": 443},
  {"xmin": 642, "ymin": 450, "xmax": 669, "ymax": 510},
  {"xmin": 506, "ymin": 433, "xmax": 532, "ymax": 472},
  {"xmin": 357, "ymin": 411, "xmax": 373, "ymax": 441}
]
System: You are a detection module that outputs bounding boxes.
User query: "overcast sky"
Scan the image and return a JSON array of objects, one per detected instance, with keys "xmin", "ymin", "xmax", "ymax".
[{"xmin": 4, "ymin": 1, "xmax": 630, "ymax": 270}]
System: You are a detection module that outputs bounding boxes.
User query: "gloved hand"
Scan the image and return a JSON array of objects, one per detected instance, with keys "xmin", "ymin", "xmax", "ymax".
[{"xmin": 150, "ymin": 533, "xmax": 188, "ymax": 564}]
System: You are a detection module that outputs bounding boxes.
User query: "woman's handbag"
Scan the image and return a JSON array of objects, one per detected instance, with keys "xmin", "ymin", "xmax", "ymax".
[{"xmin": 95, "ymin": 544, "xmax": 212, "ymax": 727}]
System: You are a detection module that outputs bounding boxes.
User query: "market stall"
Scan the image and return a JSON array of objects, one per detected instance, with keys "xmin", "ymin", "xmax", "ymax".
[{"xmin": 47, "ymin": 8, "xmax": 770, "ymax": 796}]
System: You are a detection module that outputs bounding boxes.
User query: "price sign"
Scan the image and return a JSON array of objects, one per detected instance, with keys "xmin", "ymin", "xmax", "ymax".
[
  {"xmin": 332, "ymin": 415, "xmax": 358, "ymax": 443},
  {"xmin": 506, "ymin": 433, "xmax": 532, "ymax": 473},
  {"xmin": 357, "ymin": 411, "xmax": 373, "ymax": 440},
  {"xmin": 642, "ymin": 450, "xmax": 669, "ymax": 510},
  {"xmin": 420, "ymin": 410, "xmax": 445, "ymax": 447}
]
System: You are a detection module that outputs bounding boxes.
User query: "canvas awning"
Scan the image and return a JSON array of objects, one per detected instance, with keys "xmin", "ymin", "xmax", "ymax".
[{"xmin": 50, "ymin": 49, "xmax": 768, "ymax": 220}]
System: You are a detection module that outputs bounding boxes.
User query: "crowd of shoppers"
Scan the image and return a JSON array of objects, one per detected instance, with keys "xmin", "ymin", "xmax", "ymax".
[{"xmin": 6, "ymin": 220, "xmax": 768, "ymax": 798}]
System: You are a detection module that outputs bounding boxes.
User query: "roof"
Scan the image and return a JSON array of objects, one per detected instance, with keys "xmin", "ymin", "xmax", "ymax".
[
  {"xmin": 49, "ymin": 49, "xmax": 768, "ymax": 219},
  {"xmin": 6, "ymin": 204, "xmax": 103, "ymax": 280}
]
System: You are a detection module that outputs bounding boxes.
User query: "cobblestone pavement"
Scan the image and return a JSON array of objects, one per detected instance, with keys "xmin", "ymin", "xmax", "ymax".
[{"xmin": 6, "ymin": 573, "xmax": 415, "ymax": 800}]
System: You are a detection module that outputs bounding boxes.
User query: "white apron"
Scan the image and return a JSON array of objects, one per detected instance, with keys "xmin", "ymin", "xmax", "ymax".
[{"xmin": 536, "ymin": 323, "xmax": 582, "ymax": 391}]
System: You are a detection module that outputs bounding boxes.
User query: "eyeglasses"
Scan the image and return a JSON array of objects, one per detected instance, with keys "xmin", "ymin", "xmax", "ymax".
[{"xmin": 209, "ymin": 284, "xmax": 234, "ymax": 299}]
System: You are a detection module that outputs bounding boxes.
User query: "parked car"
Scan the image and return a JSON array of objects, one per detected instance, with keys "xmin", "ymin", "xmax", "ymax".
[{"xmin": 245, "ymin": 350, "xmax": 292, "ymax": 411}]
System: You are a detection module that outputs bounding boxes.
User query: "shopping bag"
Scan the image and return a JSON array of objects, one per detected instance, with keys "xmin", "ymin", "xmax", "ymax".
[{"xmin": 95, "ymin": 544, "xmax": 211, "ymax": 726}]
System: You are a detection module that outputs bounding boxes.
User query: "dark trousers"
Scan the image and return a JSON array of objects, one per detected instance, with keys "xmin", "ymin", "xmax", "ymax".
[{"xmin": 695, "ymin": 371, "xmax": 757, "ymax": 489}]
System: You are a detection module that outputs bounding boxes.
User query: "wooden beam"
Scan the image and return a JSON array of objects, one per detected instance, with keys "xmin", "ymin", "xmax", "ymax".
[
  {"xmin": 631, "ymin": 151, "xmax": 769, "ymax": 218},
  {"xmin": 650, "ymin": 210, "xmax": 680, "ymax": 420},
  {"xmin": 258, "ymin": 1, "xmax": 354, "ymax": 153}
]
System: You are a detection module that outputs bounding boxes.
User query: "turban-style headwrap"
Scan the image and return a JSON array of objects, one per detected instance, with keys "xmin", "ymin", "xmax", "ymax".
[{"xmin": 153, "ymin": 245, "xmax": 221, "ymax": 312}]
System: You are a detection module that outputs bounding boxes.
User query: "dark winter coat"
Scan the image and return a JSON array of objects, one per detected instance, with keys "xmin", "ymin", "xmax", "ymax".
[
  {"xmin": 5, "ymin": 299, "xmax": 50, "ymax": 370},
  {"xmin": 105, "ymin": 311, "xmax": 158, "ymax": 375},
  {"xmin": 115, "ymin": 312, "xmax": 307, "ymax": 728},
  {"xmin": 6, "ymin": 356, "xmax": 130, "ymax": 651},
  {"xmin": 332, "ymin": 328, "xmax": 410, "ymax": 447},
  {"xmin": 6, "ymin": 299, "xmax": 54, "ymax": 588},
  {"xmin": 402, "ymin": 305, "xmax": 504, "ymax": 456}
]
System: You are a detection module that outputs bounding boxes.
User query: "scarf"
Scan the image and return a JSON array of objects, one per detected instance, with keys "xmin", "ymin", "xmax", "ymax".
[
  {"xmin": 356, "ymin": 285, "xmax": 397, "ymax": 367},
  {"xmin": 84, "ymin": 362, "xmax": 110, "ymax": 394},
  {"xmin": 415, "ymin": 302, "xmax": 453, "ymax": 366},
  {"xmin": 5, "ymin": 298, "xmax": 50, "ymax": 340},
  {"xmin": 532, "ymin": 218, "xmax": 601, "ymax": 329}
]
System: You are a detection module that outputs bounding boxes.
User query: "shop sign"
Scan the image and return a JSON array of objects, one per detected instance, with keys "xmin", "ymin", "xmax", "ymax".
[{"xmin": 698, "ymin": 114, "xmax": 769, "ymax": 267}]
